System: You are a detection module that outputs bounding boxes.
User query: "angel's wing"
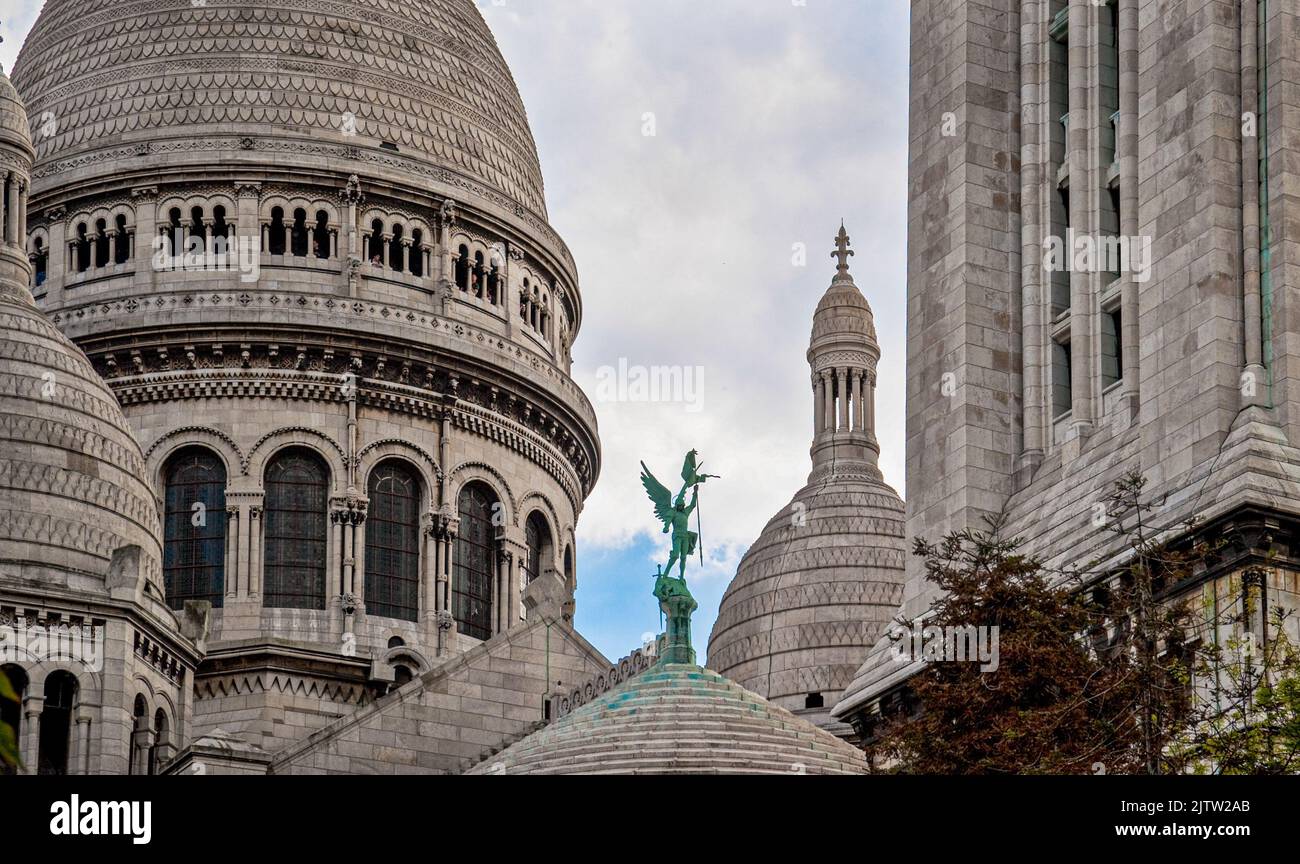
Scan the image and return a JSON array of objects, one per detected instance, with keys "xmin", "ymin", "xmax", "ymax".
[
  {"xmin": 640, "ymin": 461, "xmax": 675, "ymax": 525},
  {"xmin": 681, "ymin": 449, "xmax": 700, "ymax": 484}
]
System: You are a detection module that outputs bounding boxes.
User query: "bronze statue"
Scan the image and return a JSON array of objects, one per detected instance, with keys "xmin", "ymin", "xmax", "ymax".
[{"xmin": 640, "ymin": 449, "xmax": 719, "ymax": 582}]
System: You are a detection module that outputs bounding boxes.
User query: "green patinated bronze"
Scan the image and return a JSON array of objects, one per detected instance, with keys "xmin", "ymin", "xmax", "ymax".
[{"xmin": 641, "ymin": 450, "xmax": 717, "ymax": 665}]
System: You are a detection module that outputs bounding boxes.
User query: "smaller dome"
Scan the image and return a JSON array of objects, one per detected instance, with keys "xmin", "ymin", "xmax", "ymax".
[
  {"xmin": 0, "ymin": 69, "xmax": 32, "ymax": 155},
  {"xmin": 811, "ymin": 278, "xmax": 878, "ymax": 346},
  {"xmin": 466, "ymin": 664, "xmax": 869, "ymax": 775},
  {"xmin": 0, "ymin": 296, "xmax": 164, "ymax": 589}
]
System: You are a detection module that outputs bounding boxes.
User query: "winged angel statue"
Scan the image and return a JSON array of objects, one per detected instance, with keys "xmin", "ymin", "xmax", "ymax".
[{"xmin": 640, "ymin": 450, "xmax": 719, "ymax": 582}]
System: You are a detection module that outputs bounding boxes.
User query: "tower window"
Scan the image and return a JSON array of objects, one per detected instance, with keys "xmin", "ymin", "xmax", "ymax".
[
  {"xmin": 1052, "ymin": 339, "xmax": 1072, "ymax": 418},
  {"xmin": 454, "ymin": 482, "xmax": 498, "ymax": 640},
  {"xmin": 364, "ymin": 460, "xmax": 420, "ymax": 622},
  {"xmin": 1102, "ymin": 308, "xmax": 1122, "ymax": 389},
  {"xmin": 805, "ymin": 692, "xmax": 824, "ymax": 709},
  {"xmin": 38, "ymin": 672, "xmax": 78, "ymax": 775},
  {"xmin": 263, "ymin": 449, "xmax": 329, "ymax": 610},
  {"xmin": 163, "ymin": 447, "xmax": 227, "ymax": 609}
]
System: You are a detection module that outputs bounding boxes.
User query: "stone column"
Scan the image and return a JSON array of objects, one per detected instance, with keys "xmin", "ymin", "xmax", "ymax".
[
  {"xmin": 21, "ymin": 698, "xmax": 42, "ymax": 774},
  {"xmin": 131, "ymin": 717, "xmax": 155, "ymax": 776},
  {"xmin": 813, "ymin": 373, "xmax": 825, "ymax": 434},
  {"xmin": 43, "ymin": 208, "xmax": 66, "ymax": 303},
  {"xmin": 248, "ymin": 505, "xmax": 263, "ymax": 598},
  {"xmin": 225, "ymin": 506, "xmax": 240, "ymax": 601},
  {"xmin": 1066, "ymin": 0, "xmax": 1094, "ymax": 436},
  {"xmin": 75, "ymin": 715, "xmax": 92, "ymax": 775},
  {"xmin": 836, "ymin": 368, "xmax": 848, "ymax": 430},
  {"xmin": 821, "ymin": 371, "xmax": 833, "ymax": 431}
]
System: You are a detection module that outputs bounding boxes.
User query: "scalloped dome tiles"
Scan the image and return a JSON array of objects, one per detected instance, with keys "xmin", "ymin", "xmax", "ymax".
[{"xmin": 11, "ymin": 0, "xmax": 548, "ymax": 214}]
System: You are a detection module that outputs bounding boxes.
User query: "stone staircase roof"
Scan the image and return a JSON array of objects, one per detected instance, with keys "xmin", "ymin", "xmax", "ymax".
[{"xmin": 466, "ymin": 663, "xmax": 869, "ymax": 775}]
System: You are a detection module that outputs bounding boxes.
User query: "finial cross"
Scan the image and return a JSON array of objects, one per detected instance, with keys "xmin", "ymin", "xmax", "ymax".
[{"xmin": 832, "ymin": 222, "xmax": 853, "ymax": 275}]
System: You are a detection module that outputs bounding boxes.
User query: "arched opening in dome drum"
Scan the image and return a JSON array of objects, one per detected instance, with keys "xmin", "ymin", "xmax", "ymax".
[
  {"xmin": 0, "ymin": 665, "xmax": 27, "ymax": 776},
  {"xmin": 455, "ymin": 245, "xmax": 470, "ymax": 290},
  {"xmin": 389, "ymin": 224, "xmax": 405, "ymax": 272},
  {"xmin": 454, "ymin": 482, "xmax": 498, "ymax": 641},
  {"xmin": 314, "ymin": 211, "xmax": 331, "ymax": 259},
  {"xmin": 290, "ymin": 208, "xmax": 309, "ymax": 257},
  {"xmin": 31, "ymin": 237, "xmax": 46, "ymax": 286},
  {"xmin": 519, "ymin": 279, "xmax": 530, "ymax": 320},
  {"xmin": 524, "ymin": 511, "xmax": 552, "ymax": 585},
  {"xmin": 163, "ymin": 447, "xmax": 227, "ymax": 609},
  {"xmin": 268, "ymin": 207, "xmax": 286, "ymax": 256},
  {"xmin": 188, "ymin": 207, "xmax": 206, "ymax": 258},
  {"xmin": 93, "ymin": 218, "xmax": 109, "ymax": 268},
  {"xmin": 410, "ymin": 229, "xmax": 424, "ymax": 277},
  {"xmin": 38, "ymin": 671, "xmax": 78, "ymax": 775},
  {"xmin": 368, "ymin": 219, "xmax": 385, "ymax": 266},
  {"xmin": 263, "ymin": 448, "xmax": 329, "ymax": 610},
  {"xmin": 486, "ymin": 258, "xmax": 500, "ymax": 304},
  {"xmin": 365, "ymin": 460, "xmax": 420, "ymax": 622},
  {"xmin": 210, "ymin": 207, "xmax": 230, "ymax": 257},
  {"xmin": 473, "ymin": 251, "xmax": 485, "ymax": 298},
  {"xmin": 114, "ymin": 214, "xmax": 131, "ymax": 264},
  {"xmin": 74, "ymin": 223, "xmax": 90, "ymax": 272},
  {"xmin": 166, "ymin": 208, "xmax": 183, "ymax": 258},
  {"xmin": 563, "ymin": 545, "xmax": 574, "ymax": 591},
  {"xmin": 393, "ymin": 665, "xmax": 413, "ymax": 687},
  {"xmin": 805, "ymin": 692, "xmax": 825, "ymax": 710}
]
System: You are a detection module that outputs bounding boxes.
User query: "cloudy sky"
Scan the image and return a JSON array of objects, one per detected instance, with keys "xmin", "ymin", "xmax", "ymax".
[{"xmin": 1, "ymin": 0, "xmax": 910, "ymax": 663}]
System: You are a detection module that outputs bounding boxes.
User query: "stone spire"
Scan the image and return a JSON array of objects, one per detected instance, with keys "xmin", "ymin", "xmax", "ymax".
[{"xmin": 806, "ymin": 222, "xmax": 882, "ymax": 482}]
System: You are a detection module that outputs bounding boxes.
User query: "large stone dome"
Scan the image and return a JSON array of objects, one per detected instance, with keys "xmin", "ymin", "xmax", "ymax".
[
  {"xmin": 11, "ymin": 0, "xmax": 548, "ymax": 214},
  {"xmin": 466, "ymin": 663, "xmax": 870, "ymax": 775}
]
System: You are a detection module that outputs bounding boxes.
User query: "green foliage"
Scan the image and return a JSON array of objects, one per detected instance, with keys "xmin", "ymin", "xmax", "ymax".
[
  {"xmin": 0, "ymin": 668, "xmax": 21, "ymax": 772},
  {"xmin": 870, "ymin": 470, "xmax": 1300, "ymax": 775}
]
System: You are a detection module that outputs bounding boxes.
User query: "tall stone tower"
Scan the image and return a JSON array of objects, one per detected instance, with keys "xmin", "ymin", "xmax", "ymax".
[
  {"xmin": 836, "ymin": 0, "xmax": 1300, "ymax": 733},
  {"xmin": 707, "ymin": 226, "xmax": 906, "ymax": 734}
]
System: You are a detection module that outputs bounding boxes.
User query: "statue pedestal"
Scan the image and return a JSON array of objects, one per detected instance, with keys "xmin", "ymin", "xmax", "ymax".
[{"xmin": 653, "ymin": 574, "xmax": 697, "ymax": 665}]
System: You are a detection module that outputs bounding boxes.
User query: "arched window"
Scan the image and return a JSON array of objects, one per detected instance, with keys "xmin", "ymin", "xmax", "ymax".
[
  {"xmin": 32, "ymin": 237, "xmax": 47, "ymax": 287},
  {"xmin": 38, "ymin": 672, "xmax": 77, "ymax": 775},
  {"xmin": 393, "ymin": 665, "xmax": 413, "ymax": 687},
  {"xmin": 524, "ymin": 511, "xmax": 552, "ymax": 585},
  {"xmin": 269, "ymin": 207, "xmax": 286, "ymax": 255},
  {"xmin": 150, "ymin": 709, "xmax": 169, "ymax": 775},
  {"xmin": 263, "ymin": 449, "xmax": 329, "ymax": 610},
  {"xmin": 455, "ymin": 244, "xmax": 470, "ymax": 290},
  {"xmin": 454, "ymin": 482, "xmax": 498, "ymax": 640},
  {"xmin": 364, "ymin": 461, "xmax": 420, "ymax": 621},
  {"xmin": 473, "ymin": 251, "xmax": 485, "ymax": 298},
  {"xmin": 93, "ymin": 218, "xmax": 109, "ymax": 268},
  {"xmin": 163, "ymin": 448, "xmax": 227, "ymax": 609},
  {"xmin": 564, "ymin": 544, "xmax": 574, "ymax": 590},
  {"xmin": 114, "ymin": 214, "xmax": 131, "ymax": 263},
  {"xmin": 368, "ymin": 219, "xmax": 384, "ymax": 265},
  {"xmin": 129, "ymin": 694, "xmax": 146, "ymax": 776},
  {"xmin": 409, "ymin": 229, "xmax": 424, "ymax": 277},
  {"xmin": 290, "ymin": 208, "xmax": 309, "ymax": 257},
  {"xmin": 314, "ymin": 210, "xmax": 330, "ymax": 259},
  {"xmin": 74, "ymin": 223, "xmax": 90, "ymax": 272},
  {"xmin": 519, "ymin": 279, "xmax": 530, "ymax": 320},
  {"xmin": 0, "ymin": 665, "xmax": 27, "ymax": 776}
]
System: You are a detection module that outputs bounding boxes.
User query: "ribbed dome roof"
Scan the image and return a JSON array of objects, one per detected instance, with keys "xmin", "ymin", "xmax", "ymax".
[
  {"xmin": 0, "ymin": 71, "xmax": 31, "ymax": 152},
  {"xmin": 11, "ymin": 0, "xmax": 548, "ymax": 213},
  {"xmin": 811, "ymin": 275, "xmax": 878, "ymax": 346},
  {"xmin": 707, "ymin": 476, "xmax": 906, "ymax": 713},
  {"xmin": 466, "ymin": 664, "xmax": 869, "ymax": 775},
  {"xmin": 0, "ymin": 294, "xmax": 163, "ymax": 587}
]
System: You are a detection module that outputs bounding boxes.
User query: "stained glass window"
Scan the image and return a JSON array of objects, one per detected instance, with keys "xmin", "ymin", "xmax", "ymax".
[
  {"xmin": 264, "ymin": 449, "xmax": 328, "ymax": 610},
  {"xmin": 454, "ymin": 482, "xmax": 497, "ymax": 640},
  {"xmin": 365, "ymin": 462, "xmax": 420, "ymax": 621},
  {"xmin": 163, "ymin": 448, "xmax": 227, "ymax": 609}
]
